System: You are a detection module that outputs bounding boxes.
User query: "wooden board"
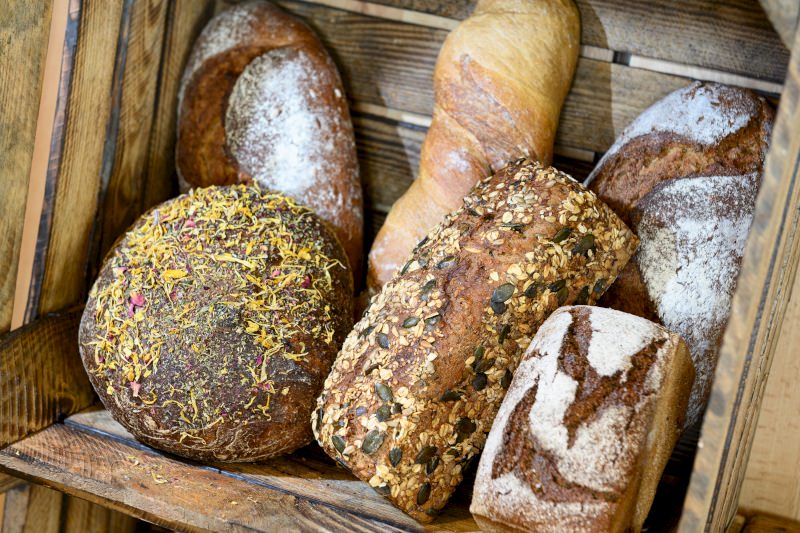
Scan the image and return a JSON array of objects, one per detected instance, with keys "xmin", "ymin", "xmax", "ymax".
[
  {"xmin": 364, "ymin": 0, "xmax": 789, "ymax": 82},
  {"xmin": 0, "ymin": 1, "xmax": 53, "ymax": 332},
  {"xmin": 679, "ymin": 27, "xmax": 800, "ymax": 533},
  {"xmin": 759, "ymin": 0, "xmax": 799, "ymax": 48},
  {"xmin": 0, "ymin": 309, "xmax": 94, "ymax": 448}
]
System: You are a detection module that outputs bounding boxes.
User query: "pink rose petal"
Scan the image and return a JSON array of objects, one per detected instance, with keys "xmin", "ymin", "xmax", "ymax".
[
  {"xmin": 130, "ymin": 292, "xmax": 145, "ymax": 306},
  {"xmin": 130, "ymin": 381, "xmax": 141, "ymax": 397}
]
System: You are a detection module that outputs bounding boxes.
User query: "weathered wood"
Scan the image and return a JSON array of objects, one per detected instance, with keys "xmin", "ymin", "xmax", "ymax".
[
  {"xmin": 679, "ymin": 28, "xmax": 800, "ymax": 533},
  {"xmin": 37, "ymin": 1, "xmax": 125, "ymax": 316},
  {"xmin": 141, "ymin": 0, "xmax": 216, "ymax": 211},
  {"xmin": 742, "ymin": 512, "xmax": 800, "ymax": 532},
  {"xmin": 759, "ymin": 0, "xmax": 799, "ymax": 48},
  {"xmin": 63, "ymin": 495, "xmax": 137, "ymax": 533},
  {"xmin": 0, "ymin": 423, "xmax": 432, "ymax": 533},
  {"xmin": 2, "ymin": 484, "xmax": 31, "ymax": 533},
  {"xmin": 0, "ymin": 474, "xmax": 23, "ymax": 494},
  {"xmin": 363, "ymin": 0, "xmax": 788, "ymax": 82},
  {"xmin": 728, "ymin": 514, "xmax": 747, "ymax": 533},
  {"xmin": 0, "ymin": 1, "xmax": 53, "ymax": 332},
  {"xmin": 0, "ymin": 309, "xmax": 94, "ymax": 448},
  {"xmin": 64, "ymin": 407, "xmax": 478, "ymax": 532},
  {"xmin": 739, "ymin": 268, "xmax": 800, "ymax": 520}
]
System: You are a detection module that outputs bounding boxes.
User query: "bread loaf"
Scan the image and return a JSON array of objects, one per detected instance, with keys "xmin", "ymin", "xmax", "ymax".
[
  {"xmin": 176, "ymin": 0, "xmax": 363, "ymax": 280},
  {"xmin": 366, "ymin": 0, "xmax": 580, "ymax": 290},
  {"xmin": 313, "ymin": 160, "xmax": 637, "ymax": 522},
  {"xmin": 80, "ymin": 186, "xmax": 352, "ymax": 462},
  {"xmin": 586, "ymin": 82, "xmax": 773, "ymax": 426},
  {"xmin": 471, "ymin": 306, "xmax": 694, "ymax": 532}
]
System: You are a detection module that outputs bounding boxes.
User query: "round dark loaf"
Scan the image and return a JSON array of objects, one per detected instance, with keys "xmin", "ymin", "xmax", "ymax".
[
  {"xmin": 79, "ymin": 186, "xmax": 353, "ymax": 462},
  {"xmin": 176, "ymin": 0, "xmax": 363, "ymax": 281},
  {"xmin": 313, "ymin": 159, "xmax": 638, "ymax": 522},
  {"xmin": 586, "ymin": 81, "xmax": 774, "ymax": 427}
]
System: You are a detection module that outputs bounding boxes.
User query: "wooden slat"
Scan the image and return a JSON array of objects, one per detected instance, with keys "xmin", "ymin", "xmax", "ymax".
[
  {"xmin": 362, "ymin": 0, "xmax": 788, "ymax": 82},
  {"xmin": 277, "ymin": 1, "xmax": 701, "ymax": 156},
  {"xmin": 62, "ymin": 408, "xmax": 478, "ymax": 532},
  {"xmin": 141, "ymin": 0, "xmax": 216, "ymax": 211},
  {"xmin": 742, "ymin": 512, "xmax": 800, "ymax": 532},
  {"xmin": 739, "ymin": 265, "xmax": 800, "ymax": 520},
  {"xmin": 0, "ymin": 423, "xmax": 439, "ymax": 533},
  {"xmin": 36, "ymin": 1, "xmax": 125, "ymax": 316},
  {"xmin": 0, "ymin": 475, "xmax": 23, "ymax": 494},
  {"xmin": 0, "ymin": 1, "xmax": 53, "ymax": 332},
  {"xmin": 63, "ymin": 495, "xmax": 137, "ymax": 533},
  {"xmin": 2, "ymin": 484, "xmax": 31, "ymax": 533},
  {"xmin": 679, "ymin": 28, "xmax": 800, "ymax": 532},
  {"xmin": 759, "ymin": 0, "xmax": 799, "ymax": 48},
  {"xmin": 0, "ymin": 309, "xmax": 94, "ymax": 448}
]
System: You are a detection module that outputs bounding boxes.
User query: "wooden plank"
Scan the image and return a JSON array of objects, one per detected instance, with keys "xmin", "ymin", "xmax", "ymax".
[
  {"xmin": 0, "ymin": 423, "xmax": 429, "ymax": 533},
  {"xmin": 679, "ymin": 28, "xmax": 800, "ymax": 532},
  {"xmin": 0, "ymin": 1, "xmax": 53, "ymax": 332},
  {"xmin": 36, "ymin": 1, "xmax": 125, "ymax": 316},
  {"xmin": 0, "ymin": 309, "xmax": 94, "ymax": 448},
  {"xmin": 90, "ymin": 0, "xmax": 169, "ymax": 274},
  {"xmin": 0, "ymin": 475, "xmax": 23, "ymax": 494},
  {"xmin": 759, "ymin": 0, "xmax": 799, "ymax": 48},
  {"xmin": 64, "ymin": 407, "xmax": 478, "ymax": 532},
  {"xmin": 2, "ymin": 484, "xmax": 31, "ymax": 533},
  {"xmin": 141, "ymin": 0, "xmax": 216, "ymax": 211},
  {"xmin": 361, "ymin": 0, "xmax": 788, "ymax": 82},
  {"xmin": 63, "ymin": 495, "xmax": 137, "ymax": 533},
  {"xmin": 742, "ymin": 512, "xmax": 800, "ymax": 532},
  {"xmin": 22, "ymin": 485, "xmax": 63, "ymax": 533},
  {"xmin": 728, "ymin": 514, "xmax": 747, "ymax": 533},
  {"xmin": 739, "ymin": 265, "xmax": 800, "ymax": 520},
  {"xmin": 277, "ymin": 1, "xmax": 698, "ymax": 155}
]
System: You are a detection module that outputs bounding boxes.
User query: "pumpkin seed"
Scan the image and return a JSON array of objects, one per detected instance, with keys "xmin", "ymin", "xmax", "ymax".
[
  {"xmin": 575, "ymin": 285, "xmax": 590, "ymax": 305},
  {"xmin": 593, "ymin": 278, "xmax": 607, "ymax": 294},
  {"xmin": 417, "ymin": 257, "xmax": 429, "ymax": 268},
  {"xmin": 417, "ymin": 483, "xmax": 431, "ymax": 505},
  {"xmin": 359, "ymin": 324, "xmax": 375, "ymax": 338},
  {"xmin": 402, "ymin": 316, "xmax": 419, "ymax": 328},
  {"xmin": 354, "ymin": 406, "xmax": 367, "ymax": 416},
  {"xmin": 375, "ymin": 383, "xmax": 393, "ymax": 402},
  {"xmin": 490, "ymin": 300, "xmax": 507, "ymax": 315},
  {"xmin": 475, "ymin": 357, "xmax": 495, "ymax": 373},
  {"xmin": 415, "ymin": 446, "xmax": 438, "ymax": 464},
  {"xmin": 549, "ymin": 279, "xmax": 566, "ymax": 292},
  {"xmin": 498, "ymin": 324, "xmax": 510, "ymax": 344},
  {"xmin": 425, "ymin": 508, "xmax": 438, "ymax": 517},
  {"xmin": 426, "ymin": 456, "xmax": 440, "ymax": 475},
  {"xmin": 572, "ymin": 234, "xmax": 596, "ymax": 256},
  {"xmin": 473, "ymin": 372, "xmax": 488, "ymax": 391},
  {"xmin": 501, "ymin": 222, "xmax": 525, "ymax": 232},
  {"xmin": 391, "ymin": 403, "xmax": 402, "ymax": 414},
  {"xmin": 331, "ymin": 435, "xmax": 346, "ymax": 453},
  {"xmin": 416, "ymin": 236, "xmax": 429, "ymax": 249},
  {"xmin": 455, "ymin": 418, "xmax": 477, "ymax": 443},
  {"xmin": 377, "ymin": 332, "xmax": 390, "ymax": 349},
  {"xmin": 524, "ymin": 283, "xmax": 542, "ymax": 298},
  {"xmin": 375, "ymin": 485, "xmax": 390, "ymax": 496},
  {"xmin": 376, "ymin": 405, "xmax": 391, "ymax": 421},
  {"xmin": 400, "ymin": 260, "xmax": 412, "ymax": 275},
  {"xmin": 362, "ymin": 430, "xmax": 385, "ymax": 454},
  {"xmin": 315, "ymin": 408, "xmax": 323, "ymax": 430},
  {"xmin": 440, "ymin": 389, "xmax": 462, "ymax": 402},
  {"xmin": 466, "ymin": 207, "xmax": 480, "ymax": 217},
  {"xmin": 501, "ymin": 369, "xmax": 513, "ymax": 389},
  {"xmin": 552, "ymin": 227, "xmax": 572, "ymax": 243},
  {"xmin": 424, "ymin": 314, "xmax": 441, "ymax": 330},
  {"xmin": 420, "ymin": 279, "xmax": 436, "ymax": 301},
  {"xmin": 436, "ymin": 256, "xmax": 456, "ymax": 269},
  {"xmin": 557, "ymin": 286, "xmax": 569, "ymax": 306},
  {"xmin": 389, "ymin": 447, "xmax": 402, "ymax": 466},
  {"xmin": 491, "ymin": 283, "xmax": 515, "ymax": 303}
]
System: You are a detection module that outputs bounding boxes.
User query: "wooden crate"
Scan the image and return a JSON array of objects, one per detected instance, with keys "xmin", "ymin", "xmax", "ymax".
[{"xmin": 1, "ymin": 0, "xmax": 798, "ymax": 531}]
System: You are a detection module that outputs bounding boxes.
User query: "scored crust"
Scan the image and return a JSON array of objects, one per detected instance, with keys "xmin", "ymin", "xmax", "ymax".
[
  {"xmin": 314, "ymin": 159, "xmax": 638, "ymax": 522},
  {"xmin": 79, "ymin": 186, "xmax": 352, "ymax": 462},
  {"xmin": 470, "ymin": 306, "xmax": 693, "ymax": 532}
]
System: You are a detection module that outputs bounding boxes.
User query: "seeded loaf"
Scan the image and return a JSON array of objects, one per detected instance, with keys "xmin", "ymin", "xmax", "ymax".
[
  {"xmin": 471, "ymin": 306, "xmax": 694, "ymax": 532},
  {"xmin": 79, "ymin": 186, "xmax": 352, "ymax": 462},
  {"xmin": 176, "ymin": 0, "xmax": 363, "ymax": 280},
  {"xmin": 313, "ymin": 159, "xmax": 638, "ymax": 522},
  {"xmin": 586, "ymin": 82, "xmax": 774, "ymax": 427}
]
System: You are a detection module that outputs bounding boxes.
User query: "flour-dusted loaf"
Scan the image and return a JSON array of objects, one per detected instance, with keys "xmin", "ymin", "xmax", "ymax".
[
  {"xmin": 471, "ymin": 306, "xmax": 694, "ymax": 533},
  {"xmin": 586, "ymin": 82, "xmax": 773, "ymax": 426},
  {"xmin": 176, "ymin": 0, "xmax": 363, "ymax": 279},
  {"xmin": 313, "ymin": 160, "xmax": 638, "ymax": 522},
  {"xmin": 79, "ymin": 186, "xmax": 352, "ymax": 462}
]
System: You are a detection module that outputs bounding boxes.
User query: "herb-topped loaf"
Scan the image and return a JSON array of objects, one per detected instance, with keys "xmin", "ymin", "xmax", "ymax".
[
  {"xmin": 312, "ymin": 159, "xmax": 638, "ymax": 522},
  {"xmin": 79, "ymin": 185, "xmax": 352, "ymax": 462}
]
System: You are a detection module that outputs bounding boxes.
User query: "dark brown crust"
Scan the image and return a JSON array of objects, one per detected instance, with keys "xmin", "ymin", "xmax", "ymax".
[
  {"xmin": 176, "ymin": 0, "xmax": 363, "ymax": 282},
  {"xmin": 79, "ymin": 187, "xmax": 353, "ymax": 462},
  {"xmin": 315, "ymin": 160, "xmax": 638, "ymax": 522}
]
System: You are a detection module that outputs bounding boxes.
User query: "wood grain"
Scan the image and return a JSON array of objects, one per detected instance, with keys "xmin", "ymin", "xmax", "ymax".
[
  {"xmin": 679, "ymin": 28, "xmax": 800, "ymax": 532},
  {"xmin": 0, "ymin": 1, "xmax": 53, "ymax": 332},
  {"xmin": 63, "ymin": 495, "xmax": 137, "ymax": 533},
  {"xmin": 141, "ymin": 0, "xmax": 216, "ymax": 211},
  {"xmin": 0, "ymin": 309, "xmax": 94, "ymax": 448},
  {"xmin": 0, "ymin": 423, "xmax": 434, "ymax": 533},
  {"xmin": 742, "ymin": 512, "xmax": 800, "ymax": 532},
  {"xmin": 739, "ymin": 266, "xmax": 800, "ymax": 520},
  {"xmin": 759, "ymin": 0, "xmax": 799, "ymax": 48},
  {"xmin": 36, "ymin": 1, "xmax": 125, "ymax": 316},
  {"xmin": 363, "ymin": 0, "xmax": 788, "ymax": 82}
]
